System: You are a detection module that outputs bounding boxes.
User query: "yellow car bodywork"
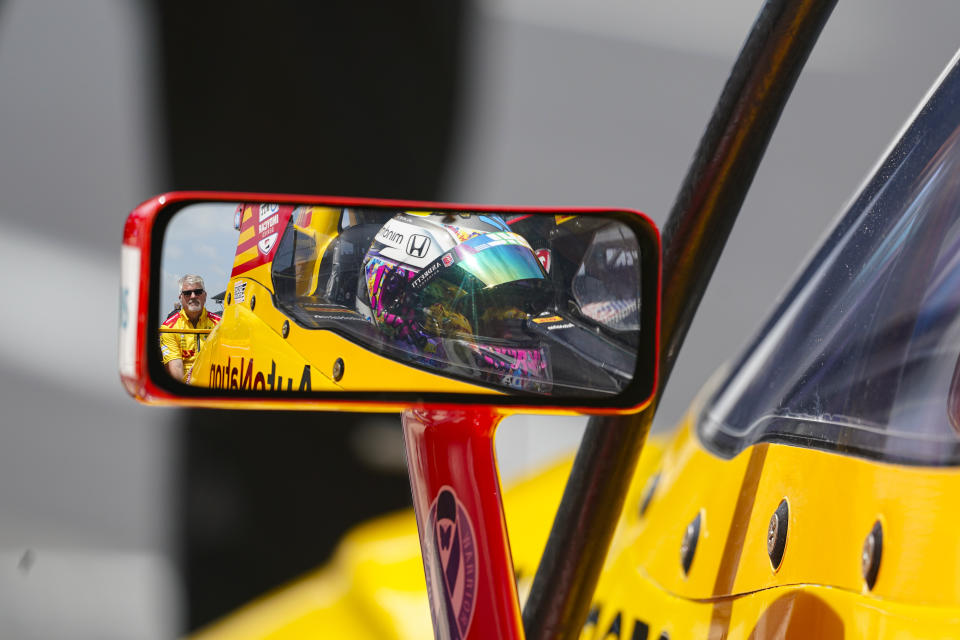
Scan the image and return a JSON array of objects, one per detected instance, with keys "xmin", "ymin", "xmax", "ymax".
[
  {"xmin": 190, "ymin": 439, "xmax": 616, "ymax": 640},
  {"xmin": 189, "ymin": 204, "xmax": 497, "ymax": 397},
  {"xmin": 586, "ymin": 419, "xmax": 960, "ymax": 639},
  {"xmin": 192, "ymin": 393, "xmax": 960, "ymax": 639},
  {"xmin": 188, "ymin": 207, "xmax": 960, "ymax": 638},
  {"xmin": 189, "ymin": 276, "xmax": 494, "ymax": 396}
]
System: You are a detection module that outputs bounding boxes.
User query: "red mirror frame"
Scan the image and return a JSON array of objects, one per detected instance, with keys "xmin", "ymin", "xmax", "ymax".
[{"xmin": 120, "ymin": 191, "xmax": 660, "ymax": 416}]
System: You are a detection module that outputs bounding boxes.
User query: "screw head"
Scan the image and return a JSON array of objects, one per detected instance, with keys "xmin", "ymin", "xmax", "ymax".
[
  {"xmin": 639, "ymin": 472, "xmax": 660, "ymax": 518},
  {"xmin": 862, "ymin": 520, "xmax": 883, "ymax": 590},
  {"xmin": 861, "ymin": 535, "xmax": 875, "ymax": 576},
  {"xmin": 680, "ymin": 511, "xmax": 701, "ymax": 576},
  {"xmin": 282, "ymin": 320, "xmax": 290, "ymax": 338},
  {"xmin": 767, "ymin": 499, "xmax": 789, "ymax": 570},
  {"xmin": 680, "ymin": 525, "xmax": 692, "ymax": 556},
  {"xmin": 332, "ymin": 358, "xmax": 344, "ymax": 382},
  {"xmin": 767, "ymin": 513, "xmax": 780, "ymax": 556}
]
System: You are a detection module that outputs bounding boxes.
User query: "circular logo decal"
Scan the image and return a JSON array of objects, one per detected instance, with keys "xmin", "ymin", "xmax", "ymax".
[{"xmin": 424, "ymin": 486, "xmax": 478, "ymax": 640}]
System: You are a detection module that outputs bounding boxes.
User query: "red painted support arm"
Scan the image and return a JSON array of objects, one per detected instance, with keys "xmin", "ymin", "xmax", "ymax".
[{"xmin": 402, "ymin": 407, "xmax": 524, "ymax": 640}]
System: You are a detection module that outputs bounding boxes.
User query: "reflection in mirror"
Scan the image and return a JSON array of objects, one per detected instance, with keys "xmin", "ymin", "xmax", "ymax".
[{"xmin": 159, "ymin": 203, "xmax": 646, "ymax": 397}]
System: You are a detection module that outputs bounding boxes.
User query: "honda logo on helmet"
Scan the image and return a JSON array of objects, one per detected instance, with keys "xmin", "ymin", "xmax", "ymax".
[{"xmin": 407, "ymin": 234, "xmax": 431, "ymax": 258}]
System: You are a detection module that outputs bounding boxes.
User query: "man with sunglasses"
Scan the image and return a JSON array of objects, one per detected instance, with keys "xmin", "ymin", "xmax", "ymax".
[{"xmin": 160, "ymin": 274, "xmax": 221, "ymax": 382}]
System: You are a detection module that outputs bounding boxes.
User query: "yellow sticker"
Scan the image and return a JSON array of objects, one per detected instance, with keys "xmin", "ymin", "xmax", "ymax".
[{"xmin": 533, "ymin": 315, "xmax": 564, "ymax": 324}]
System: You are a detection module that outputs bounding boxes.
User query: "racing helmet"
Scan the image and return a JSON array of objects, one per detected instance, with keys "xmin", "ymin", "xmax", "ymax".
[{"xmin": 359, "ymin": 211, "xmax": 554, "ymax": 392}]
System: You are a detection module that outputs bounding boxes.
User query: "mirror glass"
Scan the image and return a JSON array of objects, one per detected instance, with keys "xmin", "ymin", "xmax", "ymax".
[{"xmin": 158, "ymin": 202, "xmax": 655, "ymax": 400}]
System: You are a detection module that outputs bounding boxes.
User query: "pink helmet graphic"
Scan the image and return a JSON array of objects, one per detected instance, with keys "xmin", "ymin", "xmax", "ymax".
[{"xmin": 359, "ymin": 212, "xmax": 553, "ymax": 393}]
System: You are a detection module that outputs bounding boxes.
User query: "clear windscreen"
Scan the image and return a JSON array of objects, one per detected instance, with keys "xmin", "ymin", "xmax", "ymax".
[{"xmin": 699, "ymin": 52, "xmax": 960, "ymax": 465}]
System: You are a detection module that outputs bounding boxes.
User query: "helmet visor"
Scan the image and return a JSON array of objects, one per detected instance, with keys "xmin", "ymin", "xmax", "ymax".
[
  {"xmin": 417, "ymin": 238, "xmax": 550, "ymax": 340},
  {"xmin": 454, "ymin": 233, "xmax": 546, "ymax": 288}
]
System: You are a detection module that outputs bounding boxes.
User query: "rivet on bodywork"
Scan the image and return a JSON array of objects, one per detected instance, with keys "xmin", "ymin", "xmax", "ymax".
[
  {"xmin": 250, "ymin": 295, "xmax": 256, "ymax": 311},
  {"xmin": 862, "ymin": 520, "xmax": 883, "ymax": 590},
  {"xmin": 639, "ymin": 471, "xmax": 660, "ymax": 518},
  {"xmin": 767, "ymin": 499, "xmax": 788, "ymax": 570},
  {"xmin": 680, "ymin": 511, "xmax": 701, "ymax": 576},
  {"xmin": 282, "ymin": 320, "xmax": 290, "ymax": 339},
  {"xmin": 332, "ymin": 358, "xmax": 344, "ymax": 382}
]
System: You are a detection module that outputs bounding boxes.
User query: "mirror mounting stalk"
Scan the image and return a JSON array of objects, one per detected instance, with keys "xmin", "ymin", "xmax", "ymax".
[{"xmin": 403, "ymin": 407, "xmax": 523, "ymax": 640}]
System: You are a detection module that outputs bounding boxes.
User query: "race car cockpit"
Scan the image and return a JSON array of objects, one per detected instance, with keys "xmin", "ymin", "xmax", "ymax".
[{"xmin": 268, "ymin": 207, "xmax": 646, "ymax": 396}]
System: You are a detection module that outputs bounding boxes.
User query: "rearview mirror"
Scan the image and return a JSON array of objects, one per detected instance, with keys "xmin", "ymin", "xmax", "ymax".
[{"xmin": 120, "ymin": 192, "xmax": 659, "ymax": 413}]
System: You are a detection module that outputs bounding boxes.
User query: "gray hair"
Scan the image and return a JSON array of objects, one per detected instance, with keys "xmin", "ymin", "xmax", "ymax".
[{"xmin": 179, "ymin": 274, "xmax": 205, "ymax": 293}]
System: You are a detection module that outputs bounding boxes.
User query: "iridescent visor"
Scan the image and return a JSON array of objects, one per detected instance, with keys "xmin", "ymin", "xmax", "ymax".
[{"xmin": 454, "ymin": 233, "xmax": 546, "ymax": 287}]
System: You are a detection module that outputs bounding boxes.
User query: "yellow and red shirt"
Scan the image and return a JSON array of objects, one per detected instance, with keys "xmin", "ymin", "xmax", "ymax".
[{"xmin": 160, "ymin": 308, "xmax": 220, "ymax": 382}]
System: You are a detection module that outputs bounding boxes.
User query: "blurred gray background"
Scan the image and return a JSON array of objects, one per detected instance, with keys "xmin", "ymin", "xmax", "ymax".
[{"xmin": 0, "ymin": 0, "xmax": 958, "ymax": 637}]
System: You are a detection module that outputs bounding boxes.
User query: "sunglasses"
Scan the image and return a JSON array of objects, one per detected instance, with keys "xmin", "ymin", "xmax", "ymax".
[{"xmin": 180, "ymin": 288, "xmax": 205, "ymax": 298}]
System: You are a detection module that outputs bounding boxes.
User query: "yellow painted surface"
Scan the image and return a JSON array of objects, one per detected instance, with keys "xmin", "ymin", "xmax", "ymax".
[
  {"xmin": 190, "ymin": 512, "xmax": 432, "ymax": 640},
  {"xmin": 232, "ymin": 247, "xmax": 258, "ymax": 271},
  {"xmin": 191, "ymin": 277, "xmax": 498, "ymax": 395},
  {"xmin": 191, "ymin": 439, "xmax": 668, "ymax": 639},
  {"xmin": 190, "ymin": 401, "xmax": 960, "ymax": 638},
  {"xmin": 583, "ymin": 580, "xmax": 960, "ymax": 639},
  {"xmin": 625, "ymin": 415, "xmax": 960, "ymax": 607},
  {"xmin": 237, "ymin": 225, "xmax": 254, "ymax": 245}
]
